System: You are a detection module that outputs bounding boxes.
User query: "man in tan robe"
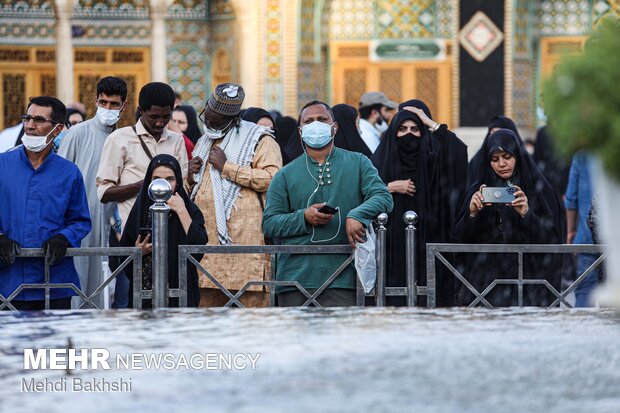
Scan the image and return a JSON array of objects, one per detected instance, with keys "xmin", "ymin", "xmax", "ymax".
[{"xmin": 188, "ymin": 83, "xmax": 282, "ymax": 307}]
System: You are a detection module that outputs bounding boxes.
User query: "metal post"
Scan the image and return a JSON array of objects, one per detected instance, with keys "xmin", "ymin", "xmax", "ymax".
[
  {"xmin": 404, "ymin": 211, "xmax": 418, "ymax": 307},
  {"xmin": 148, "ymin": 178, "xmax": 172, "ymax": 309},
  {"xmin": 375, "ymin": 213, "xmax": 388, "ymax": 307}
]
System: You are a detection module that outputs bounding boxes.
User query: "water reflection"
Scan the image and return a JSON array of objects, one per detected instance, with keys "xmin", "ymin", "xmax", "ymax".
[{"xmin": 1, "ymin": 308, "xmax": 619, "ymax": 413}]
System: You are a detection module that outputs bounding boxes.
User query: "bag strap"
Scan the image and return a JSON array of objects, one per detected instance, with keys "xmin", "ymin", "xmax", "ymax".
[{"xmin": 132, "ymin": 125, "xmax": 154, "ymax": 160}]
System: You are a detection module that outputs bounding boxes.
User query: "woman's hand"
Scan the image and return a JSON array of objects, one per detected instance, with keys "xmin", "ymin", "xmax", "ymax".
[
  {"xmin": 402, "ymin": 106, "xmax": 437, "ymax": 130},
  {"xmin": 388, "ymin": 179, "xmax": 416, "ymax": 196},
  {"xmin": 469, "ymin": 184, "xmax": 486, "ymax": 217},
  {"xmin": 511, "ymin": 185, "xmax": 529, "ymax": 217},
  {"xmin": 167, "ymin": 193, "xmax": 187, "ymax": 215},
  {"xmin": 135, "ymin": 233, "xmax": 152, "ymax": 255}
]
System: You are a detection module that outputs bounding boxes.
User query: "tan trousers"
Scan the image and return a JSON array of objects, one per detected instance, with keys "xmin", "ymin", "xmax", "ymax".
[{"xmin": 199, "ymin": 287, "xmax": 270, "ymax": 308}]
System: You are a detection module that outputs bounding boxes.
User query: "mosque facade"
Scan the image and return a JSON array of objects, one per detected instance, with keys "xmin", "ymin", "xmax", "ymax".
[{"xmin": 0, "ymin": 0, "xmax": 617, "ymax": 130}]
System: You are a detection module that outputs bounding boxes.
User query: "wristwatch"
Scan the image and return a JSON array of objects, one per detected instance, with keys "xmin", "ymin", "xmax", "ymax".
[{"xmin": 429, "ymin": 122, "xmax": 440, "ymax": 133}]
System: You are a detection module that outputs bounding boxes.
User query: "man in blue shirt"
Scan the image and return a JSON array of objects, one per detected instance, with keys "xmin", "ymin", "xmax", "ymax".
[
  {"xmin": 565, "ymin": 151, "xmax": 599, "ymax": 307},
  {"xmin": 0, "ymin": 96, "xmax": 91, "ymax": 310}
]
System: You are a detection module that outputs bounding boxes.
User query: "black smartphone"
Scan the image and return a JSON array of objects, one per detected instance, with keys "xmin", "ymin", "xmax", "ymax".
[
  {"xmin": 481, "ymin": 186, "xmax": 516, "ymax": 204},
  {"xmin": 139, "ymin": 227, "xmax": 152, "ymax": 239},
  {"xmin": 317, "ymin": 204, "xmax": 339, "ymax": 215}
]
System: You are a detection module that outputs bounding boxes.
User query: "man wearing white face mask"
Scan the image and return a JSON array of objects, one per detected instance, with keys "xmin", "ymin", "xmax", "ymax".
[
  {"xmin": 58, "ymin": 76, "xmax": 127, "ymax": 308},
  {"xmin": 187, "ymin": 83, "xmax": 282, "ymax": 307},
  {"xmin": 262, "ymin": 100, "xmax": 393, "ymax": 307},
  {"xmin": 0, "ymin": 96, "xmax": 91, "ymax": 310},
  {"xmin": 358, "ymin": 91, "xmax": 397, "ymax": 154}
]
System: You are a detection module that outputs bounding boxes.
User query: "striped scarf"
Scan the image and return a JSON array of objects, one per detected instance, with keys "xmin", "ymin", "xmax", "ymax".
[{"xmin": 191, "ymin": 120, "xmax": 269, "ymax": 244}]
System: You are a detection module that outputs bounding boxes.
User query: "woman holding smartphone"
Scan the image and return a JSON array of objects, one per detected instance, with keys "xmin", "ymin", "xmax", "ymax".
[
  {"xmin": 121, "ymin": 154, "xmax": 208, "ymax": 307},
  {"xmin": 453, "ymin": 129, "xmax": 565, "ymax": 307}
]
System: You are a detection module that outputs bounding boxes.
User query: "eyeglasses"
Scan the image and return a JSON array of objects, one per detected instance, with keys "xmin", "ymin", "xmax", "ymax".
[{"xmin": 21, "ymin": 115, "xmax": 60, "ymax": 126}]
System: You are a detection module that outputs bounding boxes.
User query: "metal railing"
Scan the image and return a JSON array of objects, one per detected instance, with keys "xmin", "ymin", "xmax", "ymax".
[
  {"xmin": 0, "ymin": 247, "xmax": 142, "ymax": 311},
  {"xmin": 425, "ymin": 243, "xmax": 606, "ymax": 308},
  {"xmin": 178, "ymin": 213, "xmax": 391, "ymax": 308}
]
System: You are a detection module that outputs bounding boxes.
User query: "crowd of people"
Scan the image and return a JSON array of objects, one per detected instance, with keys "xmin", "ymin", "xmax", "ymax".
[{"xmin": 0, "ymin": 77, "xmax": 603, "ymax": 310}]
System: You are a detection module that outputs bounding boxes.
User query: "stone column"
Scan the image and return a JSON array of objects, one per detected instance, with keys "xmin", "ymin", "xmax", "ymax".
[
  {"xmin": 53, "ymin": 0, "xmax": 77, "ymax": 104},
  {"xmin": 149, "ymin": 0, "xmax": 174, "ymax": 83}
]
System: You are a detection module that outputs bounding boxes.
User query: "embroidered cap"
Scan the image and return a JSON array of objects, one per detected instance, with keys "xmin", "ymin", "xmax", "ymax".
[{"xmin": 207, "ymin": 83, "xmax": 245, "ymax": 116}]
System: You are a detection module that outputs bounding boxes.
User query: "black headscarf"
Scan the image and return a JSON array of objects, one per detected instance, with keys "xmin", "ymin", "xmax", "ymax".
[
  {"xmin": 398, "ymin": 99, "xmax": 432, "ymax": 118},
  {"xmin": 371, "ymin": 110, "xmax": 438, "ymax": 301},
  {"xmin": 332, "ymin": 104, "xmax": 372, "ymax": 158},
  {"xmin": 275, "ymin": 115, "xmax": 296, "ymax": 152},
  {"xmin": 534, "ymin": 125, "xmax": 569, "ymax": 197},
  {"xmin": 282, "ymin": 125, "xmax": 303, "ymax": 165},
  {"xmin": 241, "ymin": 107, "xmax": 276, "ymax": 135},
  {"xmin": 468, "ymin": 116, "xmax": 522, "ymax": 185},
  {"xmin": 454, "ymin": 129, "xmax": 565, "ymax": 306},
  {"xmin": 121, "ymin": 154, "xmax": 208, "ymax": 307},
  {"xmin": 173, "ymin": 105, "xmax": 203, "ymax": 144}
]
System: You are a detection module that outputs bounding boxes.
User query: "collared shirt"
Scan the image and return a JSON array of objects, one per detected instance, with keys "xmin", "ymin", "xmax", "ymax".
[
  {"xmin": 565, "ymin": 151, "xmax": 595, "ymax": 244},
  {"xmin": 96, "ymin": 119, "xmax": 188, "ymax": 229},
  {"xmin": 358, "ymin": 118, "xmax": 382, "ymax": 153},
  {"xmin": 0, "ymin": 147, "xmax": 91, "ymax": 300}
]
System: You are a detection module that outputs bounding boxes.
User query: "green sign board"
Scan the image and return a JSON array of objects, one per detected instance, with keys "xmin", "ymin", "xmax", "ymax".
[{"xmin": 370, "ymin": 40, "xmax": 444, "ymax": 61}]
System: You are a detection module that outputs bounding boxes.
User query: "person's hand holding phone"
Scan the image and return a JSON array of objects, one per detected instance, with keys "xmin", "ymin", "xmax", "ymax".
[
  {"xmin": 469, "ymin": 184, "xmax": 487, "ymax": 217},
  {"xmin": 135, "ymin": 232, "xmax": 152, "ymax": 255},
  {"xmin": 304, "ymin": 203, "xmax": 335, "ymax": 226},
  {"xmin": 510, "ymin": 185, "xmax": 529, "ymax": 217}
]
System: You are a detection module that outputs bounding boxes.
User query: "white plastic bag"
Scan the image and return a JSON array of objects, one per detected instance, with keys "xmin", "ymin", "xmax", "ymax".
[{"xmin": 355, "ymin": 225, "xmax": 377, "ymax": 294}]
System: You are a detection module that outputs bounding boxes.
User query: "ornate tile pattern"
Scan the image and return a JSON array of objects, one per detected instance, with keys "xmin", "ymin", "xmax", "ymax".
[
  {"xmin": 436, "ymin": 0, "xmax": 453, "ymax": 38},
  {"xmin": 0, "ymin": 20, "xmax": 56, "ymax": 45},
  {"xmin": 513, "ymin": 59, "xmax": 534, "ymax": 128},
  {"xmin": 514, "ymin": 0, "xmax": 532, "ymax": 58},
  {"xmin": 592, "ymin": 0, "xmax": 620, "ymax": 24},
  {"xmin": 299, "ymin": 0, "xmax": 316, "ymax": 61},
  {"xmin": 265, "ymin": 0, "xmax": 283, "ymax": 109},
  {"xmin": 71, "ymin": 20, "xmax": 152, "ymax": 46},
  {"xmin": 0, "ymin": 0, "xmax": 53, "ymax": 17},
  {"xmin": 209, "ymin": 0, "xmax": 233, "ymax": 16},
  {"xmin": 328, "ymin": 0, "xmax": 374, "ymax": 41},
  {"xmin": 459, "ymin": 11, "xmax": 504, "ymax": 62},
  {"xmin": 74, "ymin": 0, "xmax": 149, "ymax": 19},
  {"xmin": 537, "ymin": 0, "xmax": 591, "ymax": 35},
  {"xmin": 376, "ymin": 0, "xmax": 435, "ymax": 39},
  {"xmin": 168, "ymin": 0, "xmax": 207, "ymax": 20},
  {"xmin": 298, "ymin": 63, "xmax": 326, "ymax": 109},
  {"xmin": 168, "ymin": 43, "xmax": 207, "ymax": 109}
]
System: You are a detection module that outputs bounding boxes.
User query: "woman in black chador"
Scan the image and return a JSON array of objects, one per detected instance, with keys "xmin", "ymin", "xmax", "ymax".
[
  {"xmin": 372, "ymin": 108, "xmax": 465, "ymax": 306},
  {"xmin": 121, "ymin": 154, "xmax": 208, "ymax": 308},
  {"xmin": 332, "ymin": 103, "xmax": 372, "ymax": 158},
  {"xmin": 453, "ymin": 129, "xmax": 565, "ymax": 307}
]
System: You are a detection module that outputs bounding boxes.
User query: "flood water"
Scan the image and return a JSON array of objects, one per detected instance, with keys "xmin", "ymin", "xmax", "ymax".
[{"xmin": 1, "ymin": 307, "xmax": 619, "ymax": 413}]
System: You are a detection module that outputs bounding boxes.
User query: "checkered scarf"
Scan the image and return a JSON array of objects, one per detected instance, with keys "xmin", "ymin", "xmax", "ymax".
[{"xmin": 191, "ymin": 120, "xmax": 269, "ymax": 244}]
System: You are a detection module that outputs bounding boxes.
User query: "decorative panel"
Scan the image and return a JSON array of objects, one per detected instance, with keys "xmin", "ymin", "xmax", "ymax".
[
  {"xmin": 514, "ymin": 0, "xmax": 532, "ymax": 58},
  {"xmin": 537, "ymin": 0, "xmax": 591, "ymax": 35},
  {"xmin": 71, "ymin": 21, "xmax": 152, "ymax": 46},
  {"xmin": 343, "ymin": 68, "xmax": 366, "ymax": 107},
  {"xmin": 379, "ymin": 69, "xmax": 401, "ymax": 104},
  {"xmin": 329, "ymin": 0, "xmax": 374, "ymax": 41},
  {"xmin": 415, "ymin": 68, "xmax": 438, "ymax": 118},
  {"xmin": 0, "ymin": 49, "xmax": 30, "ymax": 62},
  {"xmin": 112, "ymin": 50, "xmax": 144, "ymax": 63},
  {"xmin": 169, "ymin": 0, "xmax": 207, "ymax": 19},
  {"xmin": 0, "ymin": 21, "xmax": 56, "ymax": 45},
  {"xmin": 436, "ymin": 0, "xmax": 453, "ymax": 38},
  {"xmin": 513, "ymin": 59, "xmax": 533, "ymax": 128},
  {"xmin": 3, "ymin": 74, "xmax": 26, "ymax": 128},
  {"xmin": 75, "ymin": 50, "xmax": 107, "ymax": 63},
  {"xmin": 74, "ymin": 0, "xmax": 149, "ymax": 19},
  {"xmin": 337, "ymin": 46, "xmax": 368, "ymax": 58},
  {"xmin": 299, "ymin": 0, "xmax": 316, "ymax": 61},
  {"xmin": 36, "ymin": 49, "xmax": 55, "ymax": 62},
  {"xmin": 168, "ymin": 43, "xmax": 207, "ymax": 110},
  {"xmin": 376, "ymin": 0, "xmax": 435, "ymax": 39},
  {"xmin": 298, "ymin": 63, "xmax": 326, "ymax": 110},
  {"xmin": 78, "ymin": 75, "xmax": 100, "ymax": 118},
  {"xmin": 40, "ymin": 74, "xmax": 57, "ymax": 97},
  {"xmin": 592, "ymin": 0, "xmax": 620, "ymax": 24},
  {"xmin": 116, "ymin": 75, "xmax": 137, "ymax": 128},
  {"xmin": 209, "ymin": 0, "xmax": 233, "ymax": 16},
  {"xmin": 0, "ymin": 0, "xmax": 53, "ymax": 17}
]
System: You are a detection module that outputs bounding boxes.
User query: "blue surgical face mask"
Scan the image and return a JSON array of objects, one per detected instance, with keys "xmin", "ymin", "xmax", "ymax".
[{"xmin": 301, "ymin": 121, "xmax": 333, "ymax": 149}]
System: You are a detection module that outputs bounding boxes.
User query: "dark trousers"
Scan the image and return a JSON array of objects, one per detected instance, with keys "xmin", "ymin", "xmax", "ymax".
[
  {"xmin": 3, "ymin": 297, "xmax": 72, "ymax": 311},
  {"xmin": 277, "ymin": 288, "xmax": 356, "ymax": 307}
]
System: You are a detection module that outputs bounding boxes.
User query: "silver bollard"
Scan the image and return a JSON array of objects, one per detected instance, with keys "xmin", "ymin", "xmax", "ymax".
[
  {"xmin": 404, "ymin": 211, "xmax": 418, "ymax": 307},
  {"xmin": 375, "ymin": 213, "xmax": 388, "ymax": 307},
  {"xmin": 149, "ymin": 178, "xmax": 172, "ymax": 309}
]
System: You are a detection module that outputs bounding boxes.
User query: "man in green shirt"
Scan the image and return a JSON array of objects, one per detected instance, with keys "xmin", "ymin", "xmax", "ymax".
[{"xmin": 262, "ymin": 101, "xmax": 393, "ymax": 307}]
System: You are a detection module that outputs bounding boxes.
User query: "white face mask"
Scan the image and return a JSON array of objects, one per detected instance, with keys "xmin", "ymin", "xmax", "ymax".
[
  {"xmin": 96, "ymin": 106, "xmax": 121, "ymax": 126},
  {"xmin": 22, "ymin": 127, "xmax": 57, "ymax": 153},
  {"xmin": 204, "ymin": 119, "xmax": 234, "ymax": 140},
  {"xmin": 375, "ymin": 117, "xmax": 389, "ymax": 134}
]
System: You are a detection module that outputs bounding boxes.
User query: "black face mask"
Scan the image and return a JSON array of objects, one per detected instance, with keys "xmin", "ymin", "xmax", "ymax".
[{"xmin": 395, "ymin": 132, "xmax": 421, "ymax": 154}]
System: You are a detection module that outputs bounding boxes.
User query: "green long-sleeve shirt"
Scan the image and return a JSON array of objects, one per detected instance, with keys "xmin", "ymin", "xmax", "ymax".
[{"xmin": 262, "ymin": 148, "xmax": 393, "ymax": 292}]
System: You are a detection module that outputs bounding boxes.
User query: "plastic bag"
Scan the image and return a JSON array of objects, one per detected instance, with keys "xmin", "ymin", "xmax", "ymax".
[{"xmin": 355, "ymin": 225, "xmax": 376, "ymax": 294}]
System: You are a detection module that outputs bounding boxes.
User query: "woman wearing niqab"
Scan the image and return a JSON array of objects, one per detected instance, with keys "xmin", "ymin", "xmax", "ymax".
[
  {"xmin": 372, "ymin": 109, "xmax": 460, "ymax": 306},
  {"xmin": 453, "ymin": 129, "xmax": 565, "ymax": 307},
  {"xmin": 121, "ymin": 154, "xmax": 208, "ymax": 307}
]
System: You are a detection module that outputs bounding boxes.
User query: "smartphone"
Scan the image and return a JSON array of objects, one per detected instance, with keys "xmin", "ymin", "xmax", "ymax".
[
  {"xmin": 481, "ymin": 186, "xmax": 516, "ymax": 204},
  {"xmin": 317, "ymin": 204, "xmax": 339, "ymax": 215},
  {"xmin": 139, "ymin": 227, "xmax": 152, "ymax": 239}
]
